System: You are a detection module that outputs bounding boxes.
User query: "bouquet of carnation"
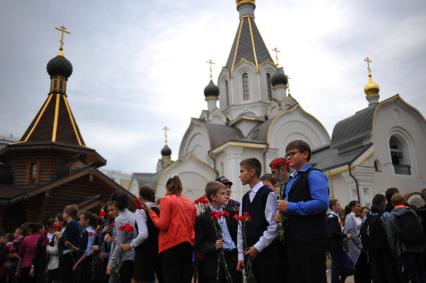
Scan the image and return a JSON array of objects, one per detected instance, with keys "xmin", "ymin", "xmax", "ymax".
[
  {"xmin": 234, "ymin": 212, "xmax": 255, "ymax": 283},
  {"xmin": 210, "ymin": 210, "xmax": 233, "ymax": 283},
  {"xmin": 115, "ymin": 223, "xmax": 135, "ymax": 275},
  {"xmin": 194, "ymin": 196, "xmax": 209, "ymax": 214}
]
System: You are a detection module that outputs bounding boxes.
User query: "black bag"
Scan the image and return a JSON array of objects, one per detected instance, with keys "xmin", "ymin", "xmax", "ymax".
[
  {"xmin": 395, "ymin": 209, "xmax": 424, "ymax": 245},
  {"xmin": 360, "ymin": 213, "xmax": 388, "ymax": 251}
]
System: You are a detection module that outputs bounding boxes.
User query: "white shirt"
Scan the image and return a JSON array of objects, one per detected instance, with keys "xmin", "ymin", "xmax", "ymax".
[
  {"xmin": 237, "ymin": 181, "xmax": 279, "ymax": 260},
  {"xmin": 129, "ymin": 208, "xmax": 149, "ymax": 249}
]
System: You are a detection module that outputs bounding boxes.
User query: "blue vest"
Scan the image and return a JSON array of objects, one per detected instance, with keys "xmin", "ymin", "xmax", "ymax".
[{"xmin": 242, "ymin": 186, "xmax": 271, "ymax": 248}]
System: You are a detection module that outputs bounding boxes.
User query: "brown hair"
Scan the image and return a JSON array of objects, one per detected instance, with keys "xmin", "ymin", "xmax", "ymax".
[
  {"xmin": 391, "ymin": 193, "xmax": 405, "ymax": 206},
  {"xmin": 286, "ymin": 140, "xmax": 312, "ymax": 161},
  {"xmin": 329, "ymin": 199, "xmax": 339, "ymax": 210},
  {"xmin": 64, "ymin": 204, "xmax": 79, "ymax": 219},
  {"xmin": 240, "ymin": 158, "xmax": 262, "ymax": 178},
  {"xmin": 166, "ymin": 175, "xmax": 183, "ymax": 196},
  {"xmin": 139, "ymin": 185, "xmax": 155, "ymax": 202},
  {"xmin": 205, "ymin": 181, "xmax": 226, "ymax": 202}
]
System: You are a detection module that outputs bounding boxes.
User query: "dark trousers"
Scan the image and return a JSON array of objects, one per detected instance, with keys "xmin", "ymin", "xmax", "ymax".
[
  {"xmin": 329, "ymin": 249, "xmax": 348, "ymax": 283},
  {"xmin": 278, "ymin": 241, "xmax": 290, "ymax": 283},
  {"xmin": 161, "ymin": 242, "xmax": 194, "ymax": 283},
  {"xmin": 48, "ymin": 268, "xmax": 59, "ymax": 283},
  {"xmin": 354, "ymin": 252, "xmax": 370, "ymax": 283},
  {"xmin": 286, "ymin": 239, "xmax": 327, "ymax": 283},
  {"xmin": 252, "ymin": 242, "xmax": 279, "ymax": 283},
  {"xmin": 118, "ymin": 260, "xmax": 134, "ymax": 283},
  {"xmin": 402, "ymin": 252, "xmax": 425, "ymax": 283},
  {"xmin": 58, "ymin": 253, "xmax": 76, "ymax": 283},
  {"xmin": 19, "ymin": 267, "xmax": 36, "ymax": 283},
  {"xmin": 370, "ymin": 250, "xmax": 399, "ymax": 283},
  {"xmin": 198, "ymin": 249, "xmax": 242, "ymax": 283}
]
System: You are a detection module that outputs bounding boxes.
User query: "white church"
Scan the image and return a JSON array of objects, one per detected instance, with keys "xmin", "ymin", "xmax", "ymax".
[{"xmin": 129, "ymin": 0, "xmax": 426, "ymax": 207}]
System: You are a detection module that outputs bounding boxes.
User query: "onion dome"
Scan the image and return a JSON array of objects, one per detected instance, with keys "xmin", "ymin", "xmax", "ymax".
[
  {"xmin": 161, "ymin": 144, "xmax": 172, "ymax": 156},
  {"xmin": 364, "ymin": 79, "xmax": 380, "ymax": 97},
  {"xmin": 204, "ymin": 80, "xmax": 220, "ymax": 98},
  {"xmin": 47, "ymin": 55, "xmax": 73, "ymax": 79},
  {"xmin": 271, "ymin": 67, "xmax": 288, "ymax": 87}
]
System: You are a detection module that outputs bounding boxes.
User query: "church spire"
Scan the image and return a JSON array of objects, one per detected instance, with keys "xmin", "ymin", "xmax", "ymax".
[
  {"xmin": 226, "ymin": 0, "xmax": 273, "ymax": 73},
  {"xmin": 363, "ymin": 57, "xmax": 380, "ymax": 107},
  {"xmin": 19, "ymin": 26, "xmax": 84, "ymax": 146}
]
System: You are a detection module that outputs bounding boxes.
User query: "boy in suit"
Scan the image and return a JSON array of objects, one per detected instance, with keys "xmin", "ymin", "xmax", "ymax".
[
  {"xmin": 236, "ymin": 158, "xmax": 279, "ymax": 283},
  {"xmin": 196, "ymin": 181, "xmax": 242, "ymax": 283}
]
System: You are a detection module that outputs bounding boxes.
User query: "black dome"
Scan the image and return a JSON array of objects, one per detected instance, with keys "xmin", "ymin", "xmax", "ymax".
[
  {"xmin": 161, "ymin": 145, "xmax": 172, "ymax": 156},
  {"xmin": 204, "ymin": 80, "xmax": 219, "ymax": 97},
  {"xmin": 47, "ymin": 55, "xmax": 73, "ymax": 79},
  {"xmin": 271, "ymin": 67, "xmax": 288, "ymax": 87}
]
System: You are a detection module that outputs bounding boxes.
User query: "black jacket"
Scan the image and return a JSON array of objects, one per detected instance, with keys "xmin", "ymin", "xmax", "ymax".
[
  {"xmin": 195, "ymin": 207, "xmax": 238, "ymax": 278},
  {"xmin": 326, "ymin": 212, "xmax": 346, "ymax": 252}
]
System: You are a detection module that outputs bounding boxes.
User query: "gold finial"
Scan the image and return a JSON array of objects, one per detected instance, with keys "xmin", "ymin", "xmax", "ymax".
[
  {"xmin": 236, "ymin": 0, "xmax": 256, "ymax": 7},
  {"xmin": 206, "ymin": 59, "xmax": 215, "ymax": 80},
  {"xmin": 55, "ymin": 25, "xmax": 70, "ymax": 56},
  {"xmin": 363, "ymin": 57, "xmax": 380, "ymax": 97},
  {"xmin": 272, "ymin": 47, "xmax": 280, "ymax": 67},
  {"xmin": 162, "ymin": 126, "xmax": 170, "ymax": 144}
]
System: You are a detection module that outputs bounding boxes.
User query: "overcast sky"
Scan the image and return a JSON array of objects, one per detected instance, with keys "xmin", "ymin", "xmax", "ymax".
[{"xmin": 1, "ymin": 0, "xmax": 425, "ymax": 174}]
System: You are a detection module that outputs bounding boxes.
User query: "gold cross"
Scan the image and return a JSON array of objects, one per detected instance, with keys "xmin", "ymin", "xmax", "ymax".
[
  {"xmin": 55, "ymin": 25, "xmax": 70, "ymax": 55},
  {"xmin": 364, "ymin": 57, "xmax": 372, "ymax": 78},
  {"xmin": 162, "ymin": 126, "xmax": 170, "ymax": 144},
  {"xmin": 272, "ymin": 47, "xmax": 280, "ymax": 66},
  {"xmin": 206, "ymin": 59, "xmax": 215, "ymax": 80}
]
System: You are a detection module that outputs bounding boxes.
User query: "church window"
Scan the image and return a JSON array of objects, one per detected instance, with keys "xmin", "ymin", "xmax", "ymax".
[
  {"xmin": 389, "ymin": 135, "xmax": 411, "ymax": 175},
  {"xmin": 242, "ymin": 73, "xmax": 250, "ymax": 100},
  {"xmin": 28, "ymin": 161, "xmax": 39, "ymax": 183},
  {"xmin": 225, "ymin": 80, "xmax": 230, "ymax": 106},
  {"xmin": 266, "ymin": 73, "xmax": 272, "ymax": 100}
]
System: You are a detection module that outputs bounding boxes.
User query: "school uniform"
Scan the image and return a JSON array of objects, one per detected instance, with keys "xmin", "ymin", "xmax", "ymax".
[
  {"xmin": 132, "ymin": 203, "xmax": 163, "ymax": 283},
  {"xmin": 284, "ymin": 164, "xmax": 329, "ymax": 283},
  {"xmin": 196, "ymin": 205, "xmax": 242, "ymax": 283},
  {"xmin": 59, "ymin": 219, "xmax": 81, "ymax": 283},
  {"xmin": 237, "ymin": 181, "xmax": 279, "ymax": 283},
  {"xmin": 78, "ymin": 226, "xmax": 97, "ymax": 283}
]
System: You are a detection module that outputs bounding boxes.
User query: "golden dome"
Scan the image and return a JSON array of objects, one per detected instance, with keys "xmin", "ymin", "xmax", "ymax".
[
  {"xmin": 236, "ymin": 0, "xmax": 256, "ymax": 7},
  {"xmin": 364, "ymin": 79, "xmax": 380, "ymax": 96}
]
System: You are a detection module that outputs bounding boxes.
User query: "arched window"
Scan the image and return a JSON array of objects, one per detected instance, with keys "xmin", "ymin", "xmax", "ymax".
[
  {"xmin": 266, "ymin": 73, "xmax": 272, "ymax": 100},
  {"xmin": 389, "ymin": 135, "xmax": 411, "ymax": 175},
  {"xmin": 225, "ymin": 80, "xmax": 230, "ymax": 107},
  {"xmin": 242, "ymin": 73, "xmax": 250, "ymax": 101}
]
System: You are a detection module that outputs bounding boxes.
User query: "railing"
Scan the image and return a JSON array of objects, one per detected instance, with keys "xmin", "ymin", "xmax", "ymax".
[{"xmin": 394, "ymin": 164, "xmax": 411, "ymax": 175}]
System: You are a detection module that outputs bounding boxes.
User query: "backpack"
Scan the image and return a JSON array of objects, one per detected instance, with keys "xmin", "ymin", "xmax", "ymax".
[
  {"xmin": 360, "ymin": 213, "xmax": 388, "ymax": 251},
  {"xmin": 394, "ymin": 209, "xmax": 424, "ymax": 245}
]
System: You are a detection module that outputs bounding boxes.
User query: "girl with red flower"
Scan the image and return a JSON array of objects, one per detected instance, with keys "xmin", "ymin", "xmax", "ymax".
[{"xmin": 107, "ymin": 192, "xmax": 137, "ymax": 283}]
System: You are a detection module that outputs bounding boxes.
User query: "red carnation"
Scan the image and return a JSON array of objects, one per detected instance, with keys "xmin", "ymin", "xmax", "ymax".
[
  {"xmin": 109, "ymin": 223, "xmax": 115, "ymax": 228},
  {"xmin": 243, "ymin": 212, "xmax": 252, "ymax": 222},
  {"xmin": 223, "ymin": 210, "xmax": 230, "ymax": 217},
  {"xmin": 98, "ymin": 210, "xmax": 106, "ymax": 217},
  {"xmin": 135, "ymin": 198, "xmax": 143, "ymax": 210},
  {"xmin": 194, "ymin": 196, "xmax": 209, "ymax": 205},
  {"xmin": 271, "ymin": 158, "xmax": 291, "ymax": 169},
  {"xmin": 119, "ymin": 224, "xmax": 135, "ymax": 233}
]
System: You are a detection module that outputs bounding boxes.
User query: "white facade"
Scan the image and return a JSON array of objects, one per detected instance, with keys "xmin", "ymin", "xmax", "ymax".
[{"xmin": 150, "ymin": 2, "xmax": 426, "ymax": 207}]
